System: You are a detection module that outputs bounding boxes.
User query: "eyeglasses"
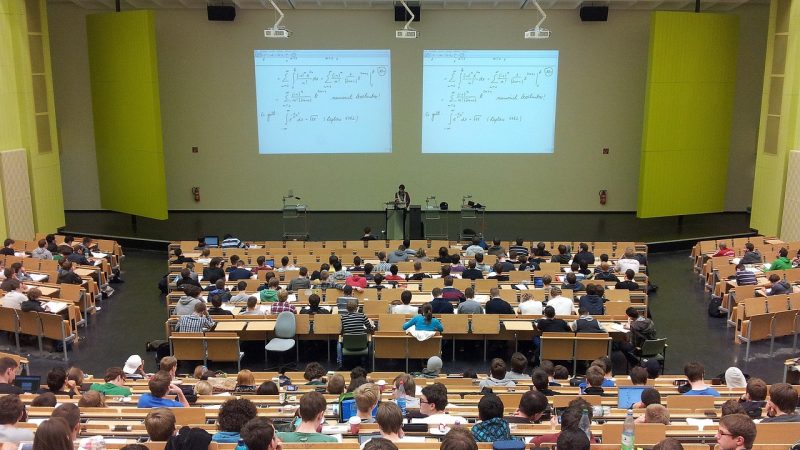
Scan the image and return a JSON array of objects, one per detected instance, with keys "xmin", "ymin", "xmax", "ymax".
[
  {"xmin": 717, "ymin": 430, "xmax": 736, "ymax": 437},
  {"xmin": 419, "ymin": 399, "xmax": 432, "ymax": 404}
]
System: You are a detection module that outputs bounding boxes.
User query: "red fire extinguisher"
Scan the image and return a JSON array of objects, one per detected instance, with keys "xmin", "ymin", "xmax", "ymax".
[
  {"xmin": 192, "ymin": 187, "xmax": 200, "ymax": 202},
  {"xmin": 599, "ymin": 190, "xmax": 607, "ymax": 205}
]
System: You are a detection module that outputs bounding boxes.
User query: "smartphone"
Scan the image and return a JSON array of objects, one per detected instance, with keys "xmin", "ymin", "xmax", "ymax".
[
  {"xmin": 673, "ymin": 379, "xmax": 688, "ymax": 387},
  {"xmin": 285, "ymin": 385, "xmax": 299, "ymax": 392}
]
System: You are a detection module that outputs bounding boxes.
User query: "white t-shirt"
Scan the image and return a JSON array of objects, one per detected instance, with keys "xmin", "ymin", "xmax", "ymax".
[
  {"xmin": 546, "ymin": 296, "xmax": 574, "ymax": 316},
  {"xmin": 393, "ymin": 304, "xmax": 418, "ymax": 315},
  {"xmin": 616, "ymin": 258, "xmax": 640, "ymax": 274},
  {"xmin": 1, "ymin": 292, "xmax": 26, "ymax": 310},
  {"xmin": 414, "ymin": 413, "xmax": 468, "ymax": 425},
  {"xmin": 518, "ymin": 300, "xmax": 543, "ymax": 315}
]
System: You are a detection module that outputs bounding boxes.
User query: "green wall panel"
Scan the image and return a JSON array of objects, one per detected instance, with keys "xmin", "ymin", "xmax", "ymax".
[
  {"xmin": 637, "ymin": 11, "xmax": 739, "ymax": 218},
  {"xmin": 86, "ymin": 10, "xmax": 167, "ymax": 220}
]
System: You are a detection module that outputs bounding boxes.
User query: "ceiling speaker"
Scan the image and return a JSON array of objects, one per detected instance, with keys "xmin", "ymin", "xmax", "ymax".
[
  {"xmin": 208, "ymin": 4, "xmax": 236, "ymax": 21},
  {"xmin": 394, "ymin": 3, "xmax": 421, "ymax": 22},
  {"xmin": 579, "ymin": 6, "xmax": 608, "ymax": 22}
]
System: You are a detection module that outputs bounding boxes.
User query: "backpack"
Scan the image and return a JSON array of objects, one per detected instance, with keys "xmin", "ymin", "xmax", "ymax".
[{"xmin": 708, "ymin": 296, "xmax": 726, "ymax": 318}]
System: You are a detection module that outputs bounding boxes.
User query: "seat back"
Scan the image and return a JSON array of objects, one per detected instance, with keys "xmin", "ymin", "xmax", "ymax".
[
  {"xmin": 772, "ymin": 310, "xmax": 798, "ymax": 338},
  {"xmin": 274, "ymin": 311, "xmax": 296, "ymax": 339},
  {"xmin": 313, "ymin": 314, "xmax": 342, "ymax": 334},
  {"xmin": 363, "ymin": 300, "xmax": 390, "ymax": 316},
  {"xmin": 294, "ymin": 313, "xmax": 311, "ymax": 335},
  {"xmin": 205, "ymin": 333, "xmax": 241, "ymax": 363},
  {"xmin": 745, "ymin": 313, "xmax": 774, "ymax": 341},
  {"xmin": 377, "ymin": 314, "xmax": 407, "ymax": 332},
  {"xmin": 342, "ymin": 333, "xmax": 369, "ymax": 351},
  {"xmin": 470, "ymin": 314, "xmax": 500, "ymax": 334},
  {"xmin": 574, "ymin": 333, "xmax": 611, "ymax": 361},
  {"xmin": 539, "ymin": 332, "xmax": 575, "ymax": 361},
  {"xmin": 604, "ymin": 301, "xmax": 632, "ymax": 316},
  {"xmin": 17, "ymin": 310, "xmax": 41, "ymax": 337},
  {"xmin": 665, "ymin": 395, "xmax": 715, "ymax": 410},
  {"xmin": 604, "ymin": 289, "xmax": 631, "ymax": 302},
  {"xmin": 39, "ymin": 312, "xmax": 73, "ymax": 340},
  {"xmin": 474, "ymin": 279, "xmax": 499, "ymax": 293},
  {"xmin": 601, "ymin": 423, "xmax": 666, "ymax": 445},
  {"xmin": 168, "ymin": 407, "xmax": 206, "ymax": 426},
  {"xmin": 767, "ymin": 296, "xmax": 789, "ymax": 313},
  {"xmin": 170, "ymin": 333, "xmax": 206, "ymax": 361},
  {"xmin": 640, "ymin": 338, "xmax": 667, "ymax": 357},
  {"xmin": 438, "ymin": 314, "xmax": 469, "ymax": 336},
  {"xmin": 755, "ymin": 423, "xmax": 800, "ymax": 444},
  {"xmin": 0, "ymin": 307, "xmax": 17, "ymax": 333}
]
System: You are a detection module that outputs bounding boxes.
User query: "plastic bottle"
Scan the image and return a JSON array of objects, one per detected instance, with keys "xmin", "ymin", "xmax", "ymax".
[
  {"xmin": 235, "ymin": 439, "xmax": 248, "ymax": 450},
  {"xmin": 396, "ymin": 381, "xmax": 407, "ymax": 417},
  {"xmin": 621, "ymin": 409, "xmax": 635, "ymax": 450},
  {"xmin": 579, "ymin": 408, "xmax": 591, "ymax": 439}
]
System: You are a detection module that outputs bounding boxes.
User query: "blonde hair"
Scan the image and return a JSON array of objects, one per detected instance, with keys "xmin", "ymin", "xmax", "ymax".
[
  {"xmin": 354, "ymin": 383, "xmax": 379, "ymax": 413},
  {"xmin": 194, "ymin": 380, "xmax": 213, "ymax": 396},
  {"xmin": 236, "ymin": 369, "xmax": 255, "ymax": 386}
]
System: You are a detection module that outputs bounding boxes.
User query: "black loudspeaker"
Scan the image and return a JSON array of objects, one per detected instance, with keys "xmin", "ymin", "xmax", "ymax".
[
  {"xmin": 579, "ymin": 6, "xmax": 608, "ymax": 21},
  {"xmin": 394, "ymin": 4, "xmax": 420, "ymax": 22},
  {"xmin": 207, "ymin": 4, "xmax": 236, "ymax": 21}
]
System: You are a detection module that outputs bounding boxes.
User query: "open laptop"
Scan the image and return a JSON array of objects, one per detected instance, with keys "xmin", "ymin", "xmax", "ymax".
[
  {"xmin": 13, "ymin": 375, "xmax": 41, "ymax": 393},
  {"xmin": 617, "ymin": 386, "xmax": 647, "ymax": 409},
  {"xmin": 263, "ymin": 259, "xmax": 275, "ymax": 268},
  {"xmin": 202, "ymin": 235, "xmax": 219, "ymax": 248}
]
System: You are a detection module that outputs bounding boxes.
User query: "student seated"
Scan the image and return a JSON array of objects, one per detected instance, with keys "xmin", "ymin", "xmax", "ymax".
[
  {"xmin": 505, "ymin": 390, "xmax": 548, "ymax": 424},
  {"xmin": 277, "ymin": 392, "xmax": 337, "ymax": 442},
  {"xmin": 682, "ymin": 362, "xmax": 720, "ymax": 396},
  {"xmin": 471, "ymin": 394, "xmax": 511, "ymax": 442},
  {"xmin": 0, "ymin": 395, "xmax": 34, "ymax": 443},
  {"xmin": 414, "ymin": 383, "xmax": 467, "ymax": 425},
  {"xmin": 137, "ymin": 371, "xmax": 189, "ymax": 408},
  {"xmin": 212, "ymin": 398, "xmax": 258, "ymax": 443},
  {"xmin": 241, "ymin": 417, "xmax": 282, "ymax": 450},
  {"xmin": 144, "ymin": 408, "xmax": 176, "ymax": 442},
  {"xmin": 479, "ymin": 358, "xmax": 516, "ymax": 389}
]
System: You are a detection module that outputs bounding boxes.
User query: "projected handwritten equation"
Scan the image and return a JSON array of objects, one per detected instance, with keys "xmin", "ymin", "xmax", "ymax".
[
  {"xmin": 422, "ymin": 50, "xmax": 559, "ymax": 154},
  {"xmin": 254, "ymin": 50, "xmax": 392, "ymax": 154}
]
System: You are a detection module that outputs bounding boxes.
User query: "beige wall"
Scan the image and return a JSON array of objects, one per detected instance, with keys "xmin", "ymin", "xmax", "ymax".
[{"xmin": 47, "ymin": 4, "xmax": 768, "ymax": 212}]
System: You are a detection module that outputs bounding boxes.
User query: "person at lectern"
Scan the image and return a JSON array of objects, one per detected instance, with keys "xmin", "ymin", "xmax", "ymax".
[{"xmin": 394, "ymin": 184, "xmax": 411, "ymax": 209}]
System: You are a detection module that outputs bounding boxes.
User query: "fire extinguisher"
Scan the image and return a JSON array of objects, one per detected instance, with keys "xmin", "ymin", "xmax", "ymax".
[
  {"xmin": 599, "ymin": 190, "xmax": 607, "ymax": 205},
  {"xmin": 192, "ymin": 187, "xmax": 200, "ymax": 202}
]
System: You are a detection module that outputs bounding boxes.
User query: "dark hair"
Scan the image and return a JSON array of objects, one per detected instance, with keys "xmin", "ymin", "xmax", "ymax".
[
  {"xmin": 652, "ymin": 438, "xmax": 685, "ymax": 450},
  {"xmin": 532, "ymin": 369, "xmax": 549, "ymax": 392},
  {"xmin": 420, "ymin": 383, "xmax": 448, "ymax": 411},
  {"xmin": 719, "ymin": 414, "xmax": 756, "ymax": 448},
  {"xmin": 477, "ymin": 394, "xmax": 504, "ymax": 421},
  {"xmin": 32, "ymin": 417, "xmax": 73, "ymax": 450},
  {"xmin": 746, "ymin": 377, "xmax": 767, "ymax": 401},
  {"xmin": 401, "ymin": 290, "xmax": 412, "ymax": 304},
  {"xmin": 247, "ymin": 296, "xmax": 258, "ymax": 309},
  {"xmin": 769, "ymin": 383, "xmax": 799, "ymax": 414},
  {"xmin": 721, "ymin": 399, "xmax": 746, "ymax": 416},
  {"xmin": 218, "ymin": 398, "xmax": 258, "ymax": 433},
  {"xmin": 46, "ymin": 367, "xmax": 67, "ymax": 393},
  {"xmin": 298, "ymin": 391, "xmax": 327, "ymax": 422},
  {"xmin": 308, "ymin": 294, "xmax": 321, "ymax": 309},
  {"xmin": 241, "ymin": 417, "xmax": 276, "ymax": 450},
  {"xmin": 683, "ymin": 361, "xmax": 704, "ymax": 382},
  {"xmin": 509, "ymin": 352, "xmax": 527, "ymax": 374},
  {"xmin": 145, "ymin": 407, "xmax": 176, "ymax": 441},
  {"xmin": 440, "ymin": 426, "xmax": 477, "ymax": 450},
  {"xmin": 421, "ymin": 302, "xmax": 433, "ymax": 323},
  {"xmin": 0, "ymin": 394, "xmax": 25, "ymax": 424},
  {"xmin": 543, "ymin": 306, "xmax": 556, "ymax": 319},
  {"xmin": 640, "ymin": 387, "xmax": 661, "ymax": 406},
  {"xmin": 518, "ymin": 390, "xmax": 548, "ymax": 418},
  {"xmin": 148, "ymin": 371, "xmax": 172, "ymax": 398},
  {"xmin": 32, "ymin": 392, "xmax": 57, "ymax": 407},
  {"xmin": 780, "ymin": 247, "xmax": 788, "ymax": 257},
  {"xmin": 585, "ymin": 365, "xmax": 605, "ymax": 388},
  {"xmin": 51, "ymin": 403, "xmax": 80, "ymax": 430},
  {"xmin": 629, "ymin": 366, "xmax": 648, "ymax": 385},
  {"xmin": 257, "ymin": 381, "xmax": 279, "ymax": 395},
  {"xmin": 540, "ymin": 360, "xmax": 555, "ymax": 376},
  {"xmin": 489, "ymin": 358, "xmax": 506, "ymax": 379},
  {"xmin": 566, "ymin": 272, "xmax": 577, "ymax": 284},
  {"xmin": 304, "ymin": 362, "xmax": 326, "ymax": 381},
  {"xmin": 556, "ymin": 429, "xmax": 590, "ymax": 450},
  {"xmin": 364, "ymin": 437, "xmax": 399, "ymax": 450}
]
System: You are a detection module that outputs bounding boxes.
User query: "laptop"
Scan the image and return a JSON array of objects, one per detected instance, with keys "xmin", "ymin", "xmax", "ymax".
[
  {"xmin": 202, "ymin": 235, "xmax": 219, "ymax": 248},
  {"xmin": 617, "ymin": 386, "xmax": 647, "ymax": 409},
  {"xmin": 13, "ymin": 375, "xmax": 41, "ymax": 393},
  {"xmin": 263, "ymin": 259, "xmax": 275, "ymax": 268}
]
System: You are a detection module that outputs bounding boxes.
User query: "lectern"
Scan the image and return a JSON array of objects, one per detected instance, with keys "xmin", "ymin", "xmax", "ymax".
[{"xmin": 385, "ymin": 202, "xmax": 406, "ymax": 240}]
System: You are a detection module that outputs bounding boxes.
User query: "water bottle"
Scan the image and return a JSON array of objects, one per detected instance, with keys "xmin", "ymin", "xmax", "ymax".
[
  {"xmin": 579, "ymin": 408, "xmax": 590, "ymax": 439},
  {"xmin": 621, "ymin": 409, "xmax": 635, "ymax": 450},
  {"xmin": 396, "ymin": 381, "xmax": 407, "ymax": 417},
  {"xmin": 235, "ymin": 439, "xmax": 248, "ymax": 450}
]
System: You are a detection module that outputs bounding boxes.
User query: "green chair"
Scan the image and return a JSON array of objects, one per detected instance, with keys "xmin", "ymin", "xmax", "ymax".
[
  {"xmin": 341, "ymin": 334, "xmax": 370, "ymax": 370},
  {"xmin": 636, "ymin": 338, "xmax": 668, "ymax": 373}
]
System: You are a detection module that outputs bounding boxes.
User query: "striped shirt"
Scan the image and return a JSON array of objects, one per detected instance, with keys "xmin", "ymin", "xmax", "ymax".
[
  {"xmin": 340, "ymin": 312, "xmax": 374, "ymax": 335},
  {"xmin": 509, "ymin": 246, "xmax": 529, "ymax": 258},
  {"xmin": 736, "ymin": 270, "xmax": 758, "ymax": 286},
  {"xmin": 176, "ymin": 314, "xmax": 216, "ymax": 333}
]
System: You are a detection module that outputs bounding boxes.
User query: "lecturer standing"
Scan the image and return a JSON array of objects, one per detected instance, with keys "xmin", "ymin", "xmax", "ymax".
[{"xmin": 394, "ymin": 184, "xmax": 411, "ymax": 209}]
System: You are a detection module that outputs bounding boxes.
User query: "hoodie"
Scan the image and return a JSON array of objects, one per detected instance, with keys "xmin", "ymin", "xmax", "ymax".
[
  {"xmin": 174, "ymin": 296, "xmax": 202, "ymax": 316},
  {"xmin": 479, "ymin": 376, "xmax": 516, "ymax": 389},
  {"xmin": 387, "ymin": 250, "xmax": 409, "ymax": 263},
  {"xmin": 166, "ymin": 427, "xmax": 212, "ymax": 450}
]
